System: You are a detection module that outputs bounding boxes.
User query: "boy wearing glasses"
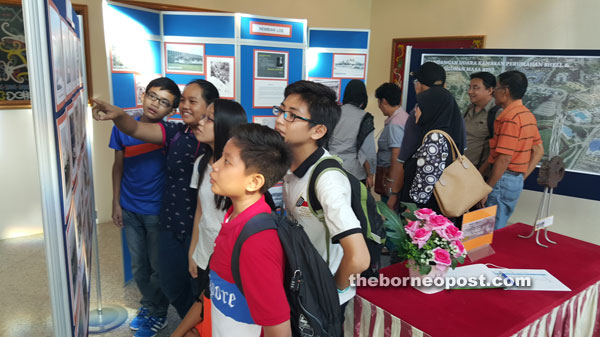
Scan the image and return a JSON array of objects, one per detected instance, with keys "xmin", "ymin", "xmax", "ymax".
[
  {"xmin": 108, "ymin": 77, "xmax": 179, "ymax": 335},
  {"xmin": 273, "ymin": 80, "xmax": 370, "ymax": 309}
]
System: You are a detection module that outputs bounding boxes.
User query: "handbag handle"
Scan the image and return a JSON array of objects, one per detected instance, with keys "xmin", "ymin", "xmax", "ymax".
[{"xmin": 422, "ymin": 129, "xmax": 461, "ymax": 162}]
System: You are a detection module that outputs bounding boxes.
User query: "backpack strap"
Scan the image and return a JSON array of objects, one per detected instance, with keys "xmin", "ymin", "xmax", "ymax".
[
  {"xmin": 230, "ymin": 213, "xmax": 277, "ymax": 296},
  {"xmin": 487, "ymin": 106, "xmax": 501, "ymax": 140},
  {"xmin": 307, "ymin": 156, "xmax": 346, "ymax": 264},
  {"xmin": 356, "ymin": 112, "xmax": 375, "ymax": 151}
]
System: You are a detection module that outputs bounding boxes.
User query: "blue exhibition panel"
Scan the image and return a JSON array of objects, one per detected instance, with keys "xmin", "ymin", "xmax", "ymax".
[
  {"xmin": 149, "ymin": 39, "xmax": 162, "ymax": 73},
  {"xmin": 108, "ymin": 4, "xmax": 160, "ymax": 36},
  {"xmin": 112, "ymin": 72, "xmax": 136, "ymax": 108},
  {"xmin": 240, "ymin": 16, "xmax": 305, "ymax": 44},
  {"xmin": 240, "ymin": 45, "xmax": 304, "ymax": 120},
  {"xmin": 309, "ymin": 29, "xmax": 369, "ymax": 49},
  {"xmin": 308, "ymin": 52, "xmax": 334, "ymax": 78},
  {"xmin": 163, "ymin": 14, "xmax": 235, "ymax": 38}
]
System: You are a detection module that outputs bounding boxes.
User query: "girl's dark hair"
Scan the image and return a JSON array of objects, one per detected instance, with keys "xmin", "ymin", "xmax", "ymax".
[
  {"xmin": 187, "ymin": 79, "xmax": 220, "ymax": 105},
  {"xmin": 196, "ymin": 99, "xmax": 248, "ymax": 210},
  {"xmin": 342, "ymin": 79, "xmax": 368, "ymax": 109}
]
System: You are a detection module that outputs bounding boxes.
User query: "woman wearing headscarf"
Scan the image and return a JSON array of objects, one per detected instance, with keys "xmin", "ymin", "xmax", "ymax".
[
  {"xmin": 329, "ymin": 79, "xmax": 377, "ymax": 187},
  {"xmin": 399, "ymin": 86, "xmax": 466, "ymax": 214}
]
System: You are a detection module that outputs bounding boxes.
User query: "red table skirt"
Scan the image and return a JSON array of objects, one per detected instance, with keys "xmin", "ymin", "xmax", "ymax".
[{"xmin": 346, "ymin": 223, "xmax": 600, "ymax": 337}]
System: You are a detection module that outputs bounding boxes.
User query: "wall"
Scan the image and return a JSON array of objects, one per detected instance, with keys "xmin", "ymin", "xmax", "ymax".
[
  {"xmin": 0, "ymin": 109, "xmax": 44, "ymax": 239},
  {"xmin": 75, "ymin": 0, "xmax": 373, "ymax": 223},
  {"xmin": 366, "ymin": 0, "xmax": 600, "ymax": 245}
]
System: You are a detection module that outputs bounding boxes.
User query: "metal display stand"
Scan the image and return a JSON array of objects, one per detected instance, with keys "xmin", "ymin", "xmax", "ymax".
[
  {"xmin": 518, "ymin": 156, "xmax": 565, "ymax": 247},
  {"xmin": 88, "ymin": 219, "xmax": 128, "ymax": 333}
]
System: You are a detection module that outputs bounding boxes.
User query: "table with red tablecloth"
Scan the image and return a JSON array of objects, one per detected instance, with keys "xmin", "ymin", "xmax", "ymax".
[{"xmin": 344, "ymin": 223, "xmax": 600, "ymax": 337}]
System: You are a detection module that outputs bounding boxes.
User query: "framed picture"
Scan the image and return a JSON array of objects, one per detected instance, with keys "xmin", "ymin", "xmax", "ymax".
[
  {"xmin": 134, "ymin": 73, "xmax": 160, "ymax": 107},
  {"xmin": 206, "ymin": 56, "xmax": 235, "ymax": 99},
  {"xmin": 308, "ymin": 77, "xmax": 341, "ymax": 101},
  {"xmin": 0, "ymin": 2, "xmax": 30, "ymax": 107},
  {"xmin": 110, "ymin": 43, "xmax": 136, "ymax": 73},
  {"xmin": 390, "ymin": 35, "xmax": 485, "ymax": 92},
  {"xmin": 254, "ymin": 49, "xmax": 288, "ymax": 80},
  {"xmin": 165, "ymin": 42, "xmax": 205, "ymax": 75},
  {"xmin": 332, "ymin": 53, "xmax": 366, "ymax": 79}
]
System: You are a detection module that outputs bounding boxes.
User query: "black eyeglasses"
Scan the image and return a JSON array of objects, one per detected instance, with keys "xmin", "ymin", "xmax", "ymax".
[
  {"xmin": 272, "ymin": 106, "xmax": 319, "ymax": 124},
  {"xmin": 145, "ymin": 91, "xmax": 172, "ymax": 108}
]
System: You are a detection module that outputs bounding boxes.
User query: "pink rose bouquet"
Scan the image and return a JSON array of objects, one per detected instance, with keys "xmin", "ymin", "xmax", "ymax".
[{"xmin": 381, "ymin": 202, "xmax": 467, "ymax": 275}]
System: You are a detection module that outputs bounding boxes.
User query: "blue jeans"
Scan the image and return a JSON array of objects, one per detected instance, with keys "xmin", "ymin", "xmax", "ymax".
[
  {"xmin": 122, "ymin": 209, "xmax": 169, "ymax": 317},
  {"xmin": 486, "ymin": 172, "xmax": 524, "ymax": 230},
  {"xmin": 157, "ymin": 230, "xmax": 196, "ymax": 318}
]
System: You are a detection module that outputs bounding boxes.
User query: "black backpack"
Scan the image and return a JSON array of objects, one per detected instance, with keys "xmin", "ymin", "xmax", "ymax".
[
  {"xmin": 231, "ymin": 212, "xmax": 343, "ymax": 337},
  {"xmin": 308, "ymin": 156, "xmax": 386, "ymax": 278}
]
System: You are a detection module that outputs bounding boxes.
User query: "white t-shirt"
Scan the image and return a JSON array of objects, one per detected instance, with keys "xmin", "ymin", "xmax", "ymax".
[
  {"xmin": 190, "ymin": 155, "xmax": 226, "ymax": 269},
  {"xmin": 282, "ymin": 148, "xmax": 362, "ymax": 304}
]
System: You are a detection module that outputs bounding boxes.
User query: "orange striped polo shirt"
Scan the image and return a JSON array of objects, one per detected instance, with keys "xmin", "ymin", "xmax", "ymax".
[{"xmin": 488, "ymin": 99, "xmax": 542, "ymax": 173}]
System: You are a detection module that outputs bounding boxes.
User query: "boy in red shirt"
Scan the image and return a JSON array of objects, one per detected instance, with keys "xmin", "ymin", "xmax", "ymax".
[{"xmin": 209, "ymin": 123, "xmax": 292, "ymax": 337}]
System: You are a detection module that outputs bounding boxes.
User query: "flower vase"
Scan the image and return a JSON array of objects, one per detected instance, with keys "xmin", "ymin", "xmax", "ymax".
[{"xmin": 407, "ymin": 260, "xmax": 447, "ymax": 294}]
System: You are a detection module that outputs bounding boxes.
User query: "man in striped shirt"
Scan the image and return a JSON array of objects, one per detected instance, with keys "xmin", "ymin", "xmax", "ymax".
[{"xmin": 479, "ymin": 70, "xmax": 544, "ymax": 230}]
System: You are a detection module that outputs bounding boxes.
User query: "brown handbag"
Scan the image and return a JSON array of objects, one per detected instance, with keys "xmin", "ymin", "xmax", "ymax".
[
  {"xmin": 374, "ymin": 166, "xmax": 390, "ymax": 195},
  {"xmin": 425, "ymin": 130, "xmax": 492, "ymax": 218}
]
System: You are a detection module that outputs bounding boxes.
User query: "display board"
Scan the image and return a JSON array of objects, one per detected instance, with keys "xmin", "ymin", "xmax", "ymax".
[
  {"xmin": 239, "ymin": 15, "xmax": 306, "ymax": 126},
  {"xmin": 44, "ymin": 0, "xmax": 93, "ymax": 335},
  {"xmin": 307, "ymin": 28, "xmax": 370, "ymax": 103},
  {"xmin": 408, "ymin": 48, "xmax": 600, "ymax": 201}
]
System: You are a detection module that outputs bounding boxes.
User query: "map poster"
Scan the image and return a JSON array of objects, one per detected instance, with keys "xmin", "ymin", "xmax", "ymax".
[
  {"xmin": 422, "ymin": 53, "xmax": 600, "ymax": 175},
  {"xmin": 0, "ymin": 3, "xmax": 29, "ymax": 106}
]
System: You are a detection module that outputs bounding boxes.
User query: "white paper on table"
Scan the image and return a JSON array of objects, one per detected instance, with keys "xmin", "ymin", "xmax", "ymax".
[
  {"xmin": 445, "ymin": 264, "xmax": 503, "ymax": 289},
  {"xmin": 493, "ymin": 269, "xmax": 571, "ymax": 291}
]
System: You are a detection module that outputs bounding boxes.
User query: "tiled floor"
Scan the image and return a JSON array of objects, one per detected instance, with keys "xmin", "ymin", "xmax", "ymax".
[{"xmin": 0, "ymin": 223, "xmax": 180, "ymax": 337}]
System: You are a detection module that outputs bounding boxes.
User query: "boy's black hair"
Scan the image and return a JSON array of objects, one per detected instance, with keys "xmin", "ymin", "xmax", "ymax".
[
  {"xmin": 342, "ymin": 79, "xmax": 368, "ymax": 109},
  {"xmin": 196, "ymin": 99, "xmax": 248, "ymax": 211},
  {"xmin": 470, "ymin": 72, "xmax": 497, "ymax": 90},
  {"xmin": 498, "ymin": 70, "xmax": 528, "ymax": 100},
  {"xmin": 187, "ymin": 79, "xmax": 220, "ymax": 105},
  {"xmin": 284, "ymin": 80, "xmax": 340, "ymax": 147},
  {"xmin": 145, "ymin": 77, "xmax": 181, "ymax": 108},
  {"xmin": 230, "ymin": 123, "xmax": 291, "ymax": 194},
  {"xmin": 375, "ymin": 82, "xmax": 401, "ymax": 106}
]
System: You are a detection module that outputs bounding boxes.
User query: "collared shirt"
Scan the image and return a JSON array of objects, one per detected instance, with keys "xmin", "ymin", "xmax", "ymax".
[
  {"xmin": 464, "ymin": 99, "xmax": 500, "ymax": 168},
  {"xmin": 282, "ymin": 147, "xmax": 361, "ymax": 304},
  {"xmin": 158, "ymin": 121, "xmax": 204, "ymax": 235},
  {"xmin": 377, "ymin": 107, "xmax": 409, "ymax": 167},
  {"xmin": 488, "ymin": 100, "xmax": 542, "ymax": 173}
]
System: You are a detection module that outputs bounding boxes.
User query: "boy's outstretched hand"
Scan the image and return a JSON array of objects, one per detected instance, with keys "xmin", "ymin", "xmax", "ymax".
[{"xmin": 92, "ymin": 98, "xmax": 125, "ymax": 121}]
